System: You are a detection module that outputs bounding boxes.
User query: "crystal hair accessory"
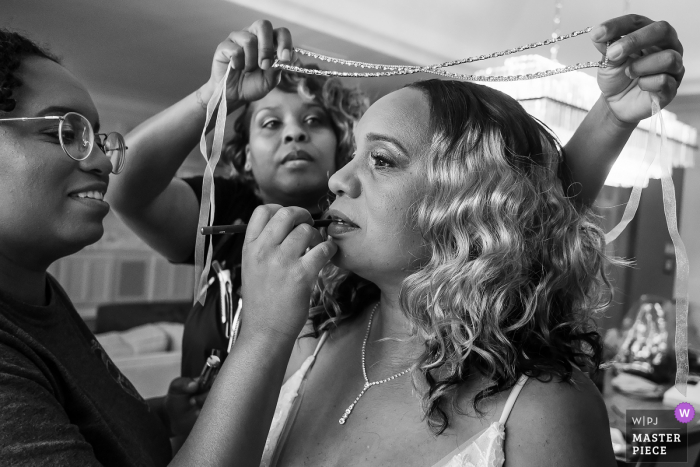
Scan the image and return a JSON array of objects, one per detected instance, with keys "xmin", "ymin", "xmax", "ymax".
[{"xmin": 272, "ymin": 27, "xmax": 607, "ymax": 81}]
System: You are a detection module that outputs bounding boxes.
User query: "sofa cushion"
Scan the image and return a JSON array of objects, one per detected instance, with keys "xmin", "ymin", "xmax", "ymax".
[{"xmin": 96, "ymin": 322, "xmax": 184, "ymax": 357}]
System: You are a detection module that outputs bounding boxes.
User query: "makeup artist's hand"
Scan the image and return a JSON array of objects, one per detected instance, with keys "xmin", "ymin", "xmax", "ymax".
[
  {"xmin": 164, "ymin": 377, "xmax": 208, "ymax": 437},
  {"xmin": 241, "ymin": 205, "xmax": 337, "ymax": 339},
  {"xmin": 592, "ymin": 15, "xmax": 684, "ymax": 123},
  {"xmin": 202, "ymin": 20, "xmax": 293, "ymax": 108}
]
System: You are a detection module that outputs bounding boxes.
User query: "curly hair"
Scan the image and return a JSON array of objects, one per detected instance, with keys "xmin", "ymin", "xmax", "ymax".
[
  {"xmin": 223, "ymin": 63, "xmax": 369, "ymax": 186},
  {"xmin": 0, "ymin": 29, "xmax": 59, "ymax": 112},
  {"xmin": 309, "ymin": 79, "xmax": 615, "ymax": 434}
]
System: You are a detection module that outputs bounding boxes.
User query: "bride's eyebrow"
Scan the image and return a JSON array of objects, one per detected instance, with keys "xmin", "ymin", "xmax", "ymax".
[{"xmin": 365, "ymin": 132, "xmax": 409, "ymax": 157}]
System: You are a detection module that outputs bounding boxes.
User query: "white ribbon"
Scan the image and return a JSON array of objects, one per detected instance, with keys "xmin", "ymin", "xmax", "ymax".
[
  {"xmin": 194, "ymin": 61, "xmax": 233, "ymax": 305},
  {"xmin": 604, "ymin": 101, "xmax": 661, "ymax": 244},
  {"xmin": 657, "ymin": 101, "xmax": 690, "ymax": 396},
  {"xmin": 604, "ymin": 95, "xmax": 689, "ymax": 395}
]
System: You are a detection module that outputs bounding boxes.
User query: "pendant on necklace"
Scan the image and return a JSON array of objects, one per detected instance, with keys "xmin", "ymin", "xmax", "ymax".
[
  {"xmin": 338, "ymin": 303, "xmax": 413, "ymax": 426},
  {"xmin": 339, "ymin": 382, "xmax": 371, "ymax": 425}
]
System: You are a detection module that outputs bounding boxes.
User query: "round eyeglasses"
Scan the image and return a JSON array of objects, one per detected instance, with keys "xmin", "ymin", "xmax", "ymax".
[{"xmin": 0, "ymin": 111, "xmax": 127, "ymax": 174}]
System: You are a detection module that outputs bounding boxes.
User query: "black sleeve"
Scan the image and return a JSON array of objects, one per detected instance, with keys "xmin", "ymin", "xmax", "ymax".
[
  {"xmin": 176, "ymin": 176, "xmax": 261, "ymax": 265},
  {"xmin": 558, "ymin": 147, "xmax": 584, "ymax": 204},
  {"xmin": 0, "ymin": 340, "xmax": 103, "ymax": 467}
]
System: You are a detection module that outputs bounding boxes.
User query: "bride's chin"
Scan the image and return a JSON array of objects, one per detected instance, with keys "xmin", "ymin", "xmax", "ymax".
[
  {"xmin": 330, "ymin": 252, "xmax": 348, "ymax": 269},
  {"xmin": 329, "ymin": 249, "xmax": 361, "ymax": 272}
]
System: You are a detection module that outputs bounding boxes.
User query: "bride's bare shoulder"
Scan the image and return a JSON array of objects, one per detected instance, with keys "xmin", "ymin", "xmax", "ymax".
[{"xmin": 504, "ymin": 368, "xmax": 616, "ymax": 467}]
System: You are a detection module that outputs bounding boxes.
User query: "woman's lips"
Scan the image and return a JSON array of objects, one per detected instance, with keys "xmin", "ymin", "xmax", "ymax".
[
  {"xmin": 326, "ymin": 209, "xmax": 359, "ymax": 237},
  {"xmin": 281, "ymin": 150, "xmax": 313, "ymax": 166},
  {"xmin": 69, "ymin": 195, "xmax": 110, "ymax": 214},
  {"xmin": 327, "ymin": 221, "xmax": 358, "ymax": 237},
  {"xmin": 283, "ymin": 159, "xmax": 312, "ymax": 169}
]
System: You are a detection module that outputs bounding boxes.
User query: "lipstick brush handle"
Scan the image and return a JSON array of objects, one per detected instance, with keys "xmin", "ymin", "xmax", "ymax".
[{"xmin": 201, "ymin": 219, "xmax": 334, "ymax": 235}]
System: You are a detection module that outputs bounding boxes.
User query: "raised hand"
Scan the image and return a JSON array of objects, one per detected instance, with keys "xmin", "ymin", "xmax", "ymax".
[
  {"xmin": 241, "ymin": 206, "xmax": 337, "ymax": 339},
  {"xmin": 591, "ymin": 15, "xmax": 684, "ymax": 123},
  {"xmin": 163, "ymin": 377, "xmax": 208, "ymax": 437},
  {"xmin": 205, "ymin": 20, "xmax": 293, "ymax": 107}
]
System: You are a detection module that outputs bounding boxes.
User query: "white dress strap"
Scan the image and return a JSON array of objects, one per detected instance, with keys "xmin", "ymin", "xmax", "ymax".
[
  {"xmin": 260, "ymin": 331, "xmax": 330, "ymax": 467},
  {"xmin": 498, "ymin": 375, "xmax": 529, "ymax": 425},
  {"xmin": 312, "ymin": 331, "xmax": 329, "ymax": 358}
]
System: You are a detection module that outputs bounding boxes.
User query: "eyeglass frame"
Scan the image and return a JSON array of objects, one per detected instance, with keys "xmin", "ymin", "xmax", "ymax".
[{"xmin": 0, "ymin": 111, "xmax": 127, "ymax": 174}]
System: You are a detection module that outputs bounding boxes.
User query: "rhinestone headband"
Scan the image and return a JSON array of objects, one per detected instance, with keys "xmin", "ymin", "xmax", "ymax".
[{"xmin": 273, "ymin": 27, "xmax": 608, "ymax": 81}]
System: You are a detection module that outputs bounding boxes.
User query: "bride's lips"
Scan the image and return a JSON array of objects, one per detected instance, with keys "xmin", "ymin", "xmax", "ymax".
[{"xmin": 326, "ymin": 209, "xmax": 359, "ymax": 237}]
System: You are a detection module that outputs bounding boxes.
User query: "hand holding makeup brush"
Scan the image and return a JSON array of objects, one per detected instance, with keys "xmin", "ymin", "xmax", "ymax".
[{"xmin": 241, "ymin": 205, "xmax": 337, "ymax": 340}]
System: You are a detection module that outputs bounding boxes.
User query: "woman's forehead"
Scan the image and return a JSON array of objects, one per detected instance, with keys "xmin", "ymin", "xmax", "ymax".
[
  {"xmin": 251, "ymin": 88, "xmax": 323, "ymax": 114},
  {"xmin": 355, "ymin": 88, "xmax": 431, "ymax": 154},
  {"xmin": 13, "ymin": 56, "xmax": 98, "ymax": 124}
]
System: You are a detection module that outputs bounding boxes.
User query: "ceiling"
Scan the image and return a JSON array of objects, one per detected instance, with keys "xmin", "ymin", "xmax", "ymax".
[{"xmin": 3, "ymin": 0, "xmax": 699, "ymax": 133}]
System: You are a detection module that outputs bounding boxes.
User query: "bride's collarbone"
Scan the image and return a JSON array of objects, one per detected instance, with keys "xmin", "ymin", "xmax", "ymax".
[
  {"xmin": 280, "ymin": 335, "xmax": 506, "ymax": 466},
  {"xmin": 279, "ymin": 383, "xmax": 504, "ymax": 467}
]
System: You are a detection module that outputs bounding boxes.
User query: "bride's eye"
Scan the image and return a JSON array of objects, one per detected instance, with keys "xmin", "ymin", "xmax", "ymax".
[{"xmin": 370, "ymin": 151, "xmax": 393, "ymax": 168}]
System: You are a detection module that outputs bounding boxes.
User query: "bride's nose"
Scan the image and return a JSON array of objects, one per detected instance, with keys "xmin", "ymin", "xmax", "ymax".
[{"xmin": 328, "ymin": 158, "xmax": 361, "ymax": 198}]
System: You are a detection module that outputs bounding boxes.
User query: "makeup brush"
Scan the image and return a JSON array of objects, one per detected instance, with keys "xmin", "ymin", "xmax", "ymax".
[{"xmin": 201, "ymin": 218, "xmax": 335, "ymax": 235}]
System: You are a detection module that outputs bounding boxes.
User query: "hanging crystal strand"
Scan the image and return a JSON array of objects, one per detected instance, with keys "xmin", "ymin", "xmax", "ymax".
[
  {"xmin": 550, "ymin": 1, "xmax": 564, "ymax": 62},
  {"xmin": 274, "ymin": 27, "xmax": 606, "ymax": 81}
]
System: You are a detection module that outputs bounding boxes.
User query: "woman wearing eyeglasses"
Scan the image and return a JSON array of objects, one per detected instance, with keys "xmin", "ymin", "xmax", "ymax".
[{"xmin": 0, "ymin": 30, "xmax": 335, "ymax": 467}]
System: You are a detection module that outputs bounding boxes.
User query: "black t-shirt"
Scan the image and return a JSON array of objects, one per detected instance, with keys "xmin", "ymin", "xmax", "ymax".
[
  {"xmin": 0, "ymin": 275, "xmax": 171, "ymax": 466},
  {"xmin": 179, "ymin": 176, "xmax": 262, "ymax": 378}
]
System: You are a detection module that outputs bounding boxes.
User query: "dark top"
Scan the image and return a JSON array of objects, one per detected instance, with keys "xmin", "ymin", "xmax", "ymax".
[
  {"xmin": 0, "ymin": 275, "xmax": 172, "ymax": 466},
  {"xmin": 179, "ymin": 176, "xmax": 262, "ymax": 378}
]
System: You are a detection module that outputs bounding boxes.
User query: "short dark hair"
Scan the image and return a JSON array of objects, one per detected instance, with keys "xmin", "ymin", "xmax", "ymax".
[{"xmin": 0, "ymin": 29, "xmax": 60, "ymax": 112}]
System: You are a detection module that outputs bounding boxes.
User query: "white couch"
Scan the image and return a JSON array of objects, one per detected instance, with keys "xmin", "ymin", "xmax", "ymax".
[{"xmin": 96, "ymin": 322, "xmax": 183, "ymax": 399}]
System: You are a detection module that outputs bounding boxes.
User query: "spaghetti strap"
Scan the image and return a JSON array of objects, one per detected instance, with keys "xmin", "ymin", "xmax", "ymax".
[
  {"xmin": 498, "ymin": 375, "xmax": 529, "ymax": 425},
  {"xmin": 312, "ymin": 331, "xmax": 329, "ymax": 358},
  {"xmin": 260, "ymin": 330, "xmax": 330, "ymax": 467}
]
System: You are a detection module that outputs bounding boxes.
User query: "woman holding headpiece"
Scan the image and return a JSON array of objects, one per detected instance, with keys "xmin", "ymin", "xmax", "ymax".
[
  {"xmin": 0, "ymin": 29, "xmax": 336, "ymax": 466},
  {"xmin": 234, "ymin": 15, "xmax": 682, "ymax": 467},
  {"xmin": 110, "ymin": 22, "xmax": 368, "ymax": 381},
  {"xmin": 109, "ymin": 14, "xmax": 684, "ymax": 393}
]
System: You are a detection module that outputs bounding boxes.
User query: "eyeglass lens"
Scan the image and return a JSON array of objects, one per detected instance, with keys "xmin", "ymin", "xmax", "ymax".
[
  {"xmin": 59, "ymin": 113, "xmax": 126, "ymax": 174},
  {"xmin": 59, "ymin": 113, "xmax": 93, "ymax": 161},
  {"xmin": 102, "ymin": 133, "xmax": 127, "ymax": 174}
]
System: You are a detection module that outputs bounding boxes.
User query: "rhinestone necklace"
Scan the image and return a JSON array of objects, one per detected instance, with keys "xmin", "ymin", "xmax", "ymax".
[
  {"xmin": 339, "ymin": 302, "xmax": 413, "ymax": 425},
  {"xmin": 274, "ymin": 27, "xmax": 609, "ymax": 82}
]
